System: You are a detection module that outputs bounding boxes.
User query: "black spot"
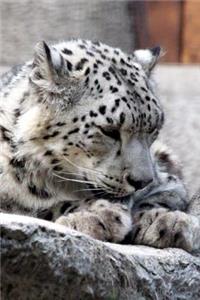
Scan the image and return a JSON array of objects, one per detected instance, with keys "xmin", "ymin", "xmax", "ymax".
[
  {"xmin": 84, "ymin": 77, "xmax": 89, "ymax": 86},
  {"xmin": 128, "ymin": 79, "xmax": 135, "ymax": 86},
  {"xmin": 43, "ymin": 134, "xmax": 50, "ymax": 140},
  {"xmin": 141, "ymin": 87, "xmax": 147, "ymax": 92},
  {"xmin": 120, "ymin": 112, "xmax": 125, "ymax": 125},
  {"xmin": 96, "ymin": 59, "xmax": 103, "ymax": 65},
  {"xmin": 72, "ymin": 117, "xmax": 78, "ymax": 123},
  {"xmin": 134, "ymin": 65, "xmax": 139, "ymax": 71},
  {"xmin": 87, "ymin": 135, "xmax": 94, "ymax": 139},
  {"xmin": 152, "ymin": 98, "xmax": 159, "ymax": 107},
  {"xmin": 76, "ymin": 58, "xmax": 88, "ymax": 70},
  {"xmin": 81, "ymin": 115, "xmax": 86, "ymax": 122},
  {"xmin": 66, "ymin": 60, "xmax": 72, "ymax": 72},
  {"xmin": 99, "ymin": 105, "xmax": 106, "ymax": 115},
  {"xmin": 146, "ymin": 96, "xmax": 151, "ymax": 101},
  {"xmin": 56, "ymin": 122, "xmax": 66, "ymax": 127},
  {"xmin": 112, "ymin": 57, "xmax": 117, "ymax": 64},
  {"xmin": 121, "ymin": 96, "xmax": 127, "ymax": 103},
  {"xmin": 101, "ymin": 54, "xmax": 106, "ymax": 60},
  {"xmin": 110, "ymin": 86, "xmax": 118, "ymax": 93},
  {"xmin": 111, "ymin": 106, "xmax": 117, "ymax": 113},
  {"xmin": 108, "ymin": 66, "xmax": 115, "ymax": 74},
  {"xmin": 115, "ymin": 215, "xmax": 122, "ymax": 223},
  {"xmin": 89, "ymin": 111, "xmax": 98, "ymax": 118},
  {"xmin": 102, "ymin": 71, "xmax": 111, "ymax": 81},
  {"xmin": 44, "ymin": 150, "xmax": 53, "ymax": 156},
  {"xmin": 86, "ymin": 51, "xmax": 94, "ymax": 57},
  {"xmin": 140, "ymin": 98, "xmax": 145, "ymax": 104},
  {"xmin": 28, "ymin": 184, "xmax": 51, "ymax": 199},
  {"xmin": 62, "ymin": 48, "xmax": 73, "ymax": 55},
  {"xmin": 84, "ymin": 67, "xmax": 90, "ymax": 76},
  {"xmin": 120, "ymin": 68, "xmax": 127, "ymax": 76},
  {"xmin": 96, "ymin": 84, "xmax": 101, "ymax": 91},
  {"xmin": 106, "ymin": 117, "xmax": 113, "ymax": 124},
  {"xmin": 85, "ymin": 123, "xmax": 90, "ymax": 128},
  {"xmin": 51, "ymin": 158, "xmax": 59, "ymax": 165},
  {"xmin": 132, "ymin": 114, "xmax": 135, "ymax": 123},
  {"xmin": 45, "ymin": 125, "xmax": 51, "ymax": 130},
  {"xmin": 68, "ymin": 128, "xmax": 79, "ymax": 135},
  {"xmin": 51, "ymin": 131, "xmax": 59, "ymax": 138}
]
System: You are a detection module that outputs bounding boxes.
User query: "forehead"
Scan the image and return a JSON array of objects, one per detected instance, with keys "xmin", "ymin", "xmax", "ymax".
[{"xmin": 55, "ymin": 40, "xmax": 163, "ymax": 130}]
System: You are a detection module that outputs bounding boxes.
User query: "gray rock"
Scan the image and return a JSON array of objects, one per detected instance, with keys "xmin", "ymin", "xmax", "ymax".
[{"xmin": 1, "ymin": 213, "xmax": 200, "ymax": 300}]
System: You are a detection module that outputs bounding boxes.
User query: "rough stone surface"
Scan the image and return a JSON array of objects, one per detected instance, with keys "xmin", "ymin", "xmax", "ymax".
[{"xmin": 1, "ymin": 213, "xmax": 200, "ymax": 300}]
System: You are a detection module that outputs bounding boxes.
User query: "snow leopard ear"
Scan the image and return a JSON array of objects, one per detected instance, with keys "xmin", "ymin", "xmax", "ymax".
[
  {"xmin": 133, "ymin": 46, "xmax": 164, "ymax": 75},
  {"xmin": 30, "ymin": 41, "xmax": 70, "ymax": 85}
]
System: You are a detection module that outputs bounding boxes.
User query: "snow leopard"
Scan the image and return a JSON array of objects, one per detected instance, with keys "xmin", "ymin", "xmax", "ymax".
[{"xmin": 0, "ymin": 39, "xmax": 199, "ymax": 251}]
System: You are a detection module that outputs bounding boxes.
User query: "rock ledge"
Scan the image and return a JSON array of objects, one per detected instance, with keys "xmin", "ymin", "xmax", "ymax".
[{"xmin": 1, "ymin": 213, "xmax": 200, "ymax": 300}]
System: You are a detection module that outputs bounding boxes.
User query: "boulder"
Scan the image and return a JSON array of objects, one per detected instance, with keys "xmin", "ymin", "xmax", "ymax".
[{"xmin": 1, "ymin": 213, "xmax": 200, "ymax": 300}]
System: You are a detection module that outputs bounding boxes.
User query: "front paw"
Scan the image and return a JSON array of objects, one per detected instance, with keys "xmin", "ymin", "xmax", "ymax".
[
  {"xmin": 55, "ymin": 211, "xmax": 110, "ymax": 241},
  {"xmin": 132, "ymin": 209, "xmax": 194, "ymax": 251},
  {"xmin": 55, "ymin": 200, "xmax": 133, "ymax": 243}
]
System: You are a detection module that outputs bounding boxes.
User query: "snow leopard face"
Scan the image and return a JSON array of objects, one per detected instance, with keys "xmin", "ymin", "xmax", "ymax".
[{"xmin": 1, "ymin": 39, "xmax": 164, "ymax": 202}]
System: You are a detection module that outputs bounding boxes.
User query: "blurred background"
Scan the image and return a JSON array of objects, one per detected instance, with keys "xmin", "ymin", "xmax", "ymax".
[
  {"xmin": 0, "ymin": 0, "xmax": 200, "ymax": 65},
  {"xmin": 0, "ymin": 0, "xmax": 199, "ymax": 194}
]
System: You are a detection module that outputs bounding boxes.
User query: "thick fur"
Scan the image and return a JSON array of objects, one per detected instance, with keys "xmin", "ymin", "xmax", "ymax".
[{"xmin": 0, "ymin": 39, "xmax": 199, "ymax": 251}]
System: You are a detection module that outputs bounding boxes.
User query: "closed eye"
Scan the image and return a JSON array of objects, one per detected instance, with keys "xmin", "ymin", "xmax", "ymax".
[{"xmin": 98, "ymin": 126, "xmax": 121, "ymax": 141}]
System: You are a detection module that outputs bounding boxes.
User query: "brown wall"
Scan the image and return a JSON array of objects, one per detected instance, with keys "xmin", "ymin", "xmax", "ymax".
[{"xmin": 131, "ymin": 0, "xmax": 200, "ymax": 63}]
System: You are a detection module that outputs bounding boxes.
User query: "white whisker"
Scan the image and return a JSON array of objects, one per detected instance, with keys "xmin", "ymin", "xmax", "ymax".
[
  {"xmin": 63, "ymin": 156, "xmax": 103, "ymax": 175},
  {"xmin": 74, "ymin": 188, "xmax": 103, "ymax": 193},
  {"xmin": 52, "ymin": 172, "xmax": 97, "ymax": 185}
]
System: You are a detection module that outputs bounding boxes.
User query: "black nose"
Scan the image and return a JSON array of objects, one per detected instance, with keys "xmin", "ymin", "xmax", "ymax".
[{"xmin": 126, "ymin": 175, "xmax": 153, "ymax": 191}]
